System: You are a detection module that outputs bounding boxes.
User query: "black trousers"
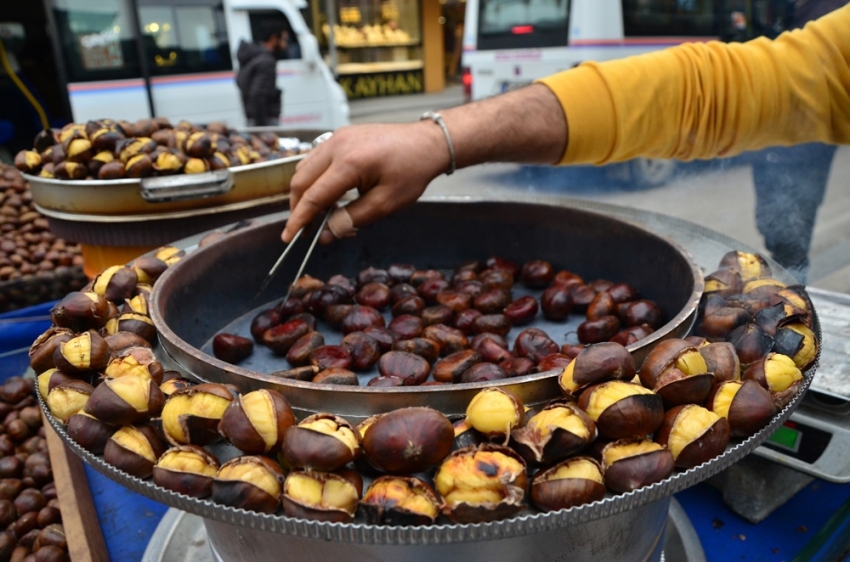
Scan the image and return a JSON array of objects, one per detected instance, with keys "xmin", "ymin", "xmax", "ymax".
[{"xmin": 752, "ymin": 143, "xmax": 837, "ymax": 283}]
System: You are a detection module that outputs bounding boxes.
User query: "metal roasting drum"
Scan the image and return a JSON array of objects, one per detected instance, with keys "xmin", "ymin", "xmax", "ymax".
[{"xmin": 42, "ymin": 195, "xmax": 818, "ymax": 562}]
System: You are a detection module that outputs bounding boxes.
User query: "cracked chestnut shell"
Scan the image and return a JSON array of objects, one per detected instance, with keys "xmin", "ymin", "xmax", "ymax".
[
  {"xmin": 704, "ymin": 269, "xmax": 744, "ymax": 299},
  {"xmin": 377, "ymin": 351, "xmax": 430, "ymax": 385},
  {"xmin": 282, "ymin": 413, "xmax": 359, "ymax": 472},
  {"xmin": 102, "ymin": 313, "xmax": 157, "ymax": 344},
  {"xmin": 66, "ymin": 411, "xmax": 115, "ymax": 454},
  {"xmin": 773, "ymin": 323, "xmax": 817, "ymax": 371},
  {"xmin": 212, "ymin": 456, "xmax": 284, "ymax": 514},
  {"xmin": 511, "ymin": 402, "xmax": 597, "ymax": 465},
  {"xmin": 362, "ymin": 407, "xmax": 453, "ymax": 474},
  {"xmin": 36, "ymin": 370, "xmax": 75, "ymax": 405},
  {"xmin": 465, "ymin": 387, "xmax": 524, "ymax": 438},
  {"xmin": 283, "ymin": 470, "xmax": 359, "ymax": 522},
  {"xmin": 212, "ymin": 334, "xmax": 253, "ymax": 364},
  {"xmin": 577, "ymin": 381, "xmax": 664, "ymax": 440},
  {"xmin": 103, "ymin": 425, "xmax": 166, "ymax": 479},
  {"xmin": 743, "ymin": 352, "xmax": 804, "ymax": 409},
  {"xmin": 706, "ymin": 379, "xmax": 776, "ymax": 437},
  {"xmin": 558, "ymin": 342, "xmax": 636, "ymax": 396},
  {"xmin": 359, "ymin": 476, "xmax": 441, "ymax": 526},
  {"xmin": 28, "ymin": 328, "xmax": 74, "ymax": 375},
  {"xmin": 50, "ymin": 292, "xmax": 110, "ymax": 332},
  {"xmin": 719, "ymin": 250, "xmax": 771, "ymax": 281},
  {"xmin": 699, "ymin": 306, "xmax": 752, "ymax": 340},
  {"xmin": 514, "ymin": 328, "xmax": 558, "ymax": 363},
  {"xmin": 601, "ymin": 438, "xmax": 674, "ymax": 493},
  {"xmin": 433, "ymin": 350, "xmax": 481, "ymax": 383},
  {"xmin": 727, "ymin": 323, "xmax": 774, "ymax": 367},
  {"xmin": 638, "ymin": 338, "xmax": 713, "ymax": 407},
  {"xmin": 161, "ymin": 383, "xmax": 234, "ymax": 446},
  {"xmin": 153, "ymin": 445, "xmax": 220, "ymax": 498},
  {"xmin": 105, "ymin": 332, "xmax": 152, "ymax": 355},
  {"xmin": 530, "ymin": 456, "xmax": 605, "ymax": 512},
  {"xmin": 655, "ymin": 404, "xmax": 730, "ymax": 469},
  {"xmin": 84, "ymin": 373, "xmax": 165, "ymax": 425},
  {"xmin": 218, "ymin": 389, "xmax": 296, "ymax": 454},
  {"xmin": 91, "ymin": 266, "xmax": 138, "ymax": 303}
]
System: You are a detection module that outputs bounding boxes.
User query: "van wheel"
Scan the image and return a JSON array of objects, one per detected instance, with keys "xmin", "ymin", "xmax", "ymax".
[{"xmin": 628, "ymin": 158, "xmax": 677, "ymax": 188}]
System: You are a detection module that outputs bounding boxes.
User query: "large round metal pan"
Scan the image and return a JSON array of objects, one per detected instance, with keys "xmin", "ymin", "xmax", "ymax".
[
  {"xmin": 40, "ymin": 194, "xmax": 817, "ymax": 552},
  {"xmin": 22, "ymin": 129, "xmax": 327, "ymax": 216},
  {"xmin": 151, "ymin": 198, "xmax": 704, "ymax": 420}
]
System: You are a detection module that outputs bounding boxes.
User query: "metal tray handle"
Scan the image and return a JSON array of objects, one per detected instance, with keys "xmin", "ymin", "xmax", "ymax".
[{"xmin": 140, "ymin": 169, "xmax": 234, "ymax": 203}]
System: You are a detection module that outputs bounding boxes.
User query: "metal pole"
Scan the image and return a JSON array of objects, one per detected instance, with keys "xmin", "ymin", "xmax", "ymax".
[
  {"xmin": 42, "ymin": 0, "xmax": 73, "ymax": 122},
  {"xmin": 127, "ymin": 0, "xmax": 156, "ymax": 117},
  {"xmin": 324, "ymin": 0, "xmax": 339, "ymax": 77}
]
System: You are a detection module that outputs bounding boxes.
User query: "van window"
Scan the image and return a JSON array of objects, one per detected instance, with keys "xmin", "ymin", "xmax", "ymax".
[
  {"xmin": 476, "ymin": 0, "xmax": 569, "ymax": 50},
  {"xmin": 621, "ymin": 0, "xmax": 720, "ymax": 36},
  {"xmin": 137, "ymin": 0, "xmax": 232, "ymax": 75},
  {"xmin": 52, "ymin": 0, "xmax": 142, "ymax": 82},
  {"xmin": 248, "ymin": 10, "xmax": 302, "ymax": 60}
]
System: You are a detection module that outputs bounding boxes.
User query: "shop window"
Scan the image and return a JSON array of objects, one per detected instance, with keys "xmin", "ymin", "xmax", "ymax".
[
  {"xmin": 476, "ymin": 0, "xmax": 569, "ymax": 50},
  {"xmin": 52, "ymin": 0, "xmax": 141, "ymax": 83},
  {"xmin": 621, "ymin": 0, "xmax": 720, "ymax": 36},
  {"xmin": 137, "ymin": 0, "xmax": 232, "ymax": 75},
  {"xmin": 247, "ymin": 10, "xmax": 302, "ymax": 60}
]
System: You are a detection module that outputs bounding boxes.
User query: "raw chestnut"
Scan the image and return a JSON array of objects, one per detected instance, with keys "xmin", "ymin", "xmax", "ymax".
[
  {"xmin": 212, "ymin": 333, "xmax": 253, "ymax": 364},
  {"xmin": 455, "ymin": 280, "xmax": 485, "ymax": 298},
  {"xmin": 454, "ymin": 309, "xmax": 482, "ymax": 334},
  {"xmin": 520, "ymin": 260, "xmax": 554, "ymax": 288},
  {"xmin": 391, "ymin": 296, "xmax": 425, "ymax": 317},
  {"xmin": 503, "ymin": 296, "xmax": 538, "ymax": 325},
  {"xmin": 422, "ymin": 324, "xmax": 468, "ymax": 356},
  {"xmin": 409, "ymin": 269, "xmax": 444, "ymax": 287},
  {"xmin": 460, "ymin": 363, "xmax": 508, "ymax": 384},
  {"xmin": 587, "ymin": 292, "xmax": 616, "ymax": 321},
  {"xmin": 472, "ymin": 314, "xmax": 511, "ymax": 337},
  {"xmin": 286, "ymin": 332, "xmax": 325, "ymax": 367},
  {"xmin": 362, "ymin": 407, "xmax": 453, "ymax": 474},
  {"xmin": 313, "ymin": 368, "xmax": 359, "ymax": 386},
  {"xmin": 436, "ymin": 290, "xmax": 472, "ymax": 313},
  {"xmin": 388, "ymin": 315, "xmax": 424, "ymax": 339},
  {"xmin": 418, "ymin": 279, "xmax": 450, "ymax": 304},
  {"xmin": 569, "ymin": 284, "xmax": 597, "ymax": 314},
  {"xmin": 472, "ymin": 333, "xmax": 512, "ymax": 363},
  {"xmin": 324, "ymin": 304, "xmax": 352, "ymax": 328},
  {"xmin": 356, "ymin": 283, "xmax": 391, "ymax": 310},
  {"xmin": 367, "ymin": 376, "xmax": 405, "ymax": 387},
  {"xmin": 421, "ymin": 305, "xmax": 453, "ymax": 327},
  {"xmin": 357, "ymin": 267, "xmax": 391, "ymax": 287},
  {"xmin": 377, "ymin": 352, "xmax": 430, "ymax": 386},
  {"xmin": 514, "ymin": 328, "xmax": 558, "ymax": 363},
  {"xmin": 305, "ymin": 285, "xmax": 350, "ymax": 317},
  {"xmin": 275, "ymin": 297, "xmax": 304, "ymax": 320},
  {"xmin": 363, "ymin": 327, "xmax": 397, "ymax": 352},
  {"xmin": 608, "ymin": 283, "xmax": 640, "ymax": 303},
  {"xmin": 341, "ymin": 305, "xmax": 385, "ymax": 334},
  {"xmin": 473, "ymin": 288, "xmax": 511, "ymax": 314},
  {"xmin": 499, "ymin": 357, "xmax": 535, "ymax": 378},
  {"xmin": 537, "ymin": 353, "xmax": 572, "ymax": 372},
  {"xmin": 553, "ymin": 270, "xmax": 585, "ymax": 288},
  {"xmin": 433, "ymin": 350, "xmax": 481, "ymax": 383},
  {"xmin": 577, "ymin": 316, "xmax": 621, "ymax": 344},
  {"xmin": 391, "ymin": 338, "xmax": 440, "ymax": 364},
  {"xmin": 610, "ymin": 324, "xmax": 655, "ymax": 346},
  {"xmin": 250, "ymin": 309, "xmax": 280, "ymax": 341},
  {"xmin": 289, "ymin": 275, "xmax": 324, "ymax": 299},
  {"xmin": 261, "ymin": 319, "xmax": 311, "ymax": 355},
  {"xmin": 309, "ymin": 345, "xmax": 352, "ymax": 371},
  {"xmin": 387, "ymin": 263, "xmax": 416, "ymax": 284},
  {"xmin": 618, "ymin": 300, "xmax": 663, "ymax": 329},
  {"xmin": 485, "ymin": 256, "xmax": 520, "ymax": 277},
  {"xmin": 390, "ymin": 284, "xmax": 418, "ymax": 305},
  {"xmin": 340, "ymin": 332, "xmax": 381, "ymax": 372},
  {"xmin": 326, "ymin": 275, "xmax": 356, "ymax": 297}
]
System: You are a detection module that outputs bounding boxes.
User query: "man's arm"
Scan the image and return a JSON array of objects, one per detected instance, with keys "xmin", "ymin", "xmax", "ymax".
[{"xmin": 283, "ymin": 84, "xmax": 566, "ymax": 242}]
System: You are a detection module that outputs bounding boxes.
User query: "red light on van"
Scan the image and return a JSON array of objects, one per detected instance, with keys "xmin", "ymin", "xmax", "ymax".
[
  {"xmin": 512, "ymin": 25, "xmax": 534, "ymax": 34},
  {"xmin": 462, "ymin": 67, "xmax": 472, "ymax": 101}
]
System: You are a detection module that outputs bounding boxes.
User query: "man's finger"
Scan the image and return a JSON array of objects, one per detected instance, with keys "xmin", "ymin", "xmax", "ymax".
[
  {"xmin": 282, "ymin": 165, "xmax": 355, "ymax": 242},
  {"xmin": 289, "ymin": 144, "xmax": 333, "ymax": 214}
]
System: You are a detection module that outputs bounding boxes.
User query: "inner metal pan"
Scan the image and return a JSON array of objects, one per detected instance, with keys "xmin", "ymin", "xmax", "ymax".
[{"xmin": 151, "ymin": 198, "xmax": 703, "ymax": 420}]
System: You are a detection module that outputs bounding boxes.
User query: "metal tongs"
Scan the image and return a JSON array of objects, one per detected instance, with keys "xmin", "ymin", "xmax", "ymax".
[{"xmin": 255, "ymin": 132, "xmax": 334, "ymax": 300}]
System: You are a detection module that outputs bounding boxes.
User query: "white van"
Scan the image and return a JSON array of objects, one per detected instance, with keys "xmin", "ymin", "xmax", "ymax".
[
  {"xmin": 48, "ymin": 0, "xmax": 349, "ymax": 130},
  {"xmin": 461, "ymin": 0, "xmax": 789, "ymax": 185}
]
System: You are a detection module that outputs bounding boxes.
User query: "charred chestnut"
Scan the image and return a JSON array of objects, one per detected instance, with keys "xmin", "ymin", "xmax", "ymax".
[
  {"xmin": 359, "ymin": 476, "xmax": 441, "ymax": 526},
  {"xmin": 727, "ymin": 323, "xmax": 774, "ymax": 367},
  {"xmin": 719, "ymin": 251, "xmax": 771, "ymax": 281},
  {"xmin": 773, "ymin": 323, "xmax": 817, "ymax": 370}
]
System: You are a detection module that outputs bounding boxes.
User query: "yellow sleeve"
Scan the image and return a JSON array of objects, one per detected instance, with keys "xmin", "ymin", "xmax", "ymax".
[{"xmin": 538, "ymin": 5, "xmax": 850, "ymax": 165}]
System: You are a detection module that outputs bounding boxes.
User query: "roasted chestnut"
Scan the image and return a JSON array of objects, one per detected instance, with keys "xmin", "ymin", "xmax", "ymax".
[
  {"xmin": 435, "ymin": 444, "xmax": 526, "ymax": 523},
  {"xmin": 83, "ymin": 373, "xmax": 165, "ymax": 425},
  {"xmin": 704, "ymin": 269, "xmax": 744, "ymax": 299},
  {"xmin": 705, "ymin": 380, "xmax": 776, "ymax": 437},
  {"xmin": 91, "ymin": 266, "xmax": 138, "ymax": 303},
  {"xmin": 699, "ymin": 306, "xmax": 752, "ymax": 340},
  {"xmin": 577, "ymin": 381, "xmax": 664, "ymax": 440},
  {"xmin": 465, "ymin": 388, "xmax": 524, "ymax": 438},
  {"xmin": 655, "ymin": 405, "xmax": 731, "ymax": 469},
  {"xmin": 45, "ymin": 381, "xmax": 94, "ymax": 423},
  {"xmin": 103, "ymin": 346, "xmax": 163, "ymax": 383},
  {"xmin": 66, "ymin": 411, "xmax": 114, "ymax": 454},
  {"xmin": 600, "ymin": 439, "xmax": 674, "ymax": 493},
  {"xmin": 511, "ymin": 402, "xmax": 596, "ymax": 465},
  {"xmin": 218, "ymin": 389, "xmax": 296, "ymax": 454},
  {"xmin": 361, "ymin": 407, "xmax": 453, "ymax": 473},
  {"xmin": 719, "ymin": 250, "xmax": 771, "ymax": 281},
  {"xmin": 161, "ymin": 384, "xmax": 234, "ymax": 446},
  {"xmin": 50, "ymin": 292, "xmax": 110, "ymax": 332},
  {"xmin": 282, "ymin": 414, "xmax": 359, "ymax": 472},
  {"xmin": 530, "ymin": 457, "xmax": 605, "ymax": 512},
  {"xmin": 103, "ymin": 425, "xmax": 166, "ymax": 479},
  {"xmin": 742, "ymin": 353, "xmax": 804, "ymax": 408},
  {"xmin": 773, "ymin": 323, "xmax": 817, "ymax": 370},
  {"xmin": 727, "ymin": 323, "xmax": 774, "ymax": 366},
  {"xmin": 699, "ymin": 342, "xmax": 741, "ymax": 383},
  {"xmin": 638, "ymin": 339, "xmax": 714, "ymax": 407},
  {"xmin": 28, "ymin": 328, "xmax": 74, "ymax": 375},
  {"xmin": 152, "ymin": 445, "xmax": 220, "ymax": 498},
  {"xmin": 558, "ymin": 341, "xmax": 636, "ymax": 396},
  {"xmin": 359, "ymin": 476, "xmax": 441, "ymax": 525},
  {"xmin": 102, "ymin": 313, "xmax": 157, "ymax": 344},
  {"xmin": 283, "ymin": 470, "xmax": 358, "ymax": 522},
  {"xmin": 212, "ymin": 456, "xmax": 284, "ymax": 514}
]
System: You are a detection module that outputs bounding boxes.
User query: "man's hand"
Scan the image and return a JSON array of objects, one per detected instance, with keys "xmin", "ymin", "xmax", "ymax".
[
  {"xmin": 283, "ymin": 84, "xmax": 567, "ymax": 243},
  {"xmin": 283, "ymin": 121, "xmax": 450, "ymax": 243}
]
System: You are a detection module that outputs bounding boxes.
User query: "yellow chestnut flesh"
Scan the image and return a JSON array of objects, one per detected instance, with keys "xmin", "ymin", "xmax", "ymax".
[
  {"xmin": 435, "ymin": 450, "xmax": 524, "ymax": 506},
  {"xmin": 47, "ymin": 386, "xmax": 90, "ymax": 423},
  {"xmin": 541, "ymin": 457, "xmax": 604, "ymax": 485},
  {"xmin": 285, "ymin": 472, "xmax": 358, "ymax": 513},
  {"xmin": 710, "ymin": 381, "xmax": 740, "ymax": 419},
  {"xmin": 112, "ymin": 426, "xmax": 157, "ymax": 463},
  {"xmin": 763, "ymin": 354, "xmax": 802, "ymax": 393},
  {"xmin": 218, "ymin": 459, "xmax": 281, "ymax": 499},
  {"xmin": 299, "ymin": 417, "xmax": 358, "ymax": 455},
  {"xmin": 603, "ymin": 440, "xmax": 665, "ymax": 466},
  {"xmin": 583, "ymin": 381, "xmax": 654, "ymax": 421},
  {"xmin": 364, "ymin": 478, "xmax": 439, "ymax": 519},
  {"xmin": 667, "ymin": 407, "xmax": 722, "ymax": 460},
  {"xmin": 527, "ymin": 407, "xmax": 590, "ymax": 440},
  {"xmin": 465, "ymin": 388, "xmax": 524, "ymax": 437}
]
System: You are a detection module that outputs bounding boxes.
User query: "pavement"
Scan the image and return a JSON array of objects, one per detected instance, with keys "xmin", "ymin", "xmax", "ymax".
[{"xmin": 349, "ymin": 86, "xmax": 850, "ymax": 293}]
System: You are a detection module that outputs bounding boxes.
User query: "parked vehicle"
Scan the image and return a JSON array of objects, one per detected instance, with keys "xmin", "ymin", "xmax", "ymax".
[{"xmin": 461, "ymin": 0, "xmax": 790, "ymax": 186}]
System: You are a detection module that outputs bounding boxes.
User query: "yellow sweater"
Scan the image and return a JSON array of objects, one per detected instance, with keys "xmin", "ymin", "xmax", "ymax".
[{"xmin": 539, "ymin": 5, "xmax": 850, "ymax": 165}]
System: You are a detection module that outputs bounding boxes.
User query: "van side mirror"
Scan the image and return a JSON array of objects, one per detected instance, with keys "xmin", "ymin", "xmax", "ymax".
[{"xmin": 299, "ymin": 33, "xmax": 320, "ymax": 69}]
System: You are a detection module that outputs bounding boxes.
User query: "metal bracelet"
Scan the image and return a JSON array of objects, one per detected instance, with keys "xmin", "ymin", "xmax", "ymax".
[{"xmin": 420, "ymin": 111, "xmax": 456, "ymax": 175}]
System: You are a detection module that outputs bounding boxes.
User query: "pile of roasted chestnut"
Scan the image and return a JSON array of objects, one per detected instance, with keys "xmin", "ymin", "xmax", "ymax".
[
  {"xmin": 215, "ymin": 256, "xmax": 666, "ymax": 385},
  {"xmin": 0, "ymin": 377, "xmax": 68, "ymax": 561},
  {"xmin": 14, "ymin": 118, "xmax": 308, "ymax": 181}
]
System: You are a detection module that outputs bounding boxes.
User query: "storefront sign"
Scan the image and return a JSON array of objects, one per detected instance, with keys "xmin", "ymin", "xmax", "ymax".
[
  {"xmin": 78, "ymin": 31, "xmax": 124, "ymax": 71},
  {"xmin": 339, "ymin": 70, "xmax": 423, "ymax": 99}
]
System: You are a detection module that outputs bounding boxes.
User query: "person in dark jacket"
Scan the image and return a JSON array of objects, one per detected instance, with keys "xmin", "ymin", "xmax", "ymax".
[{"xmin": 236, "ymin": 27, "xmax": 286, "ymax": 126}]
